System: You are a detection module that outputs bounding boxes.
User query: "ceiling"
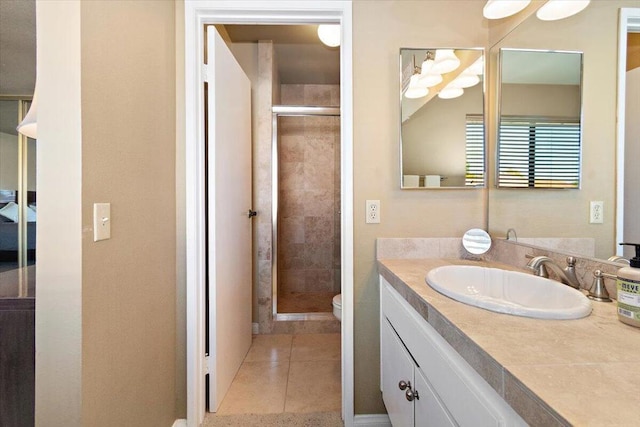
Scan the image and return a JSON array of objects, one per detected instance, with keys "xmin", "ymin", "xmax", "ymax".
[{"xmin": 221, "ymin": 24, "xmax": 340, "ymax": 85}]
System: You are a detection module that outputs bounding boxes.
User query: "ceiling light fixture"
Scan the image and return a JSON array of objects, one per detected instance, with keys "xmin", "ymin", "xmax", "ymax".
[
  {"xmin": 404, "ymin": 74, "xmax": 429, "ymax": 99},
  {"xmin": 317, "ymin": 24, "xmax": 341, "ymax": 47},
  {"xmin": 483, "ymin": 0, "xmax": 531, "ymax": 19},
  {"xmin": 536, "ymin": 0, "xmax": 590, "ymax": 21},
  {"xmin": 449, "ymin": 72, "xmax": 480, "ymax": 89},
  {"xmin": 418, "ymin": 73, "xmax": 443, "ymax": 88},
  {"xmin": 420, "ymin": 51, "xmax": 435, "ymax": 75},
  {"xmin": 16, "ymin": 82, "xmax": 38, "ymax": 139},
  {"xmin": 438, "ymin": 86, "xmax": 464, "ymax": 99},
  {"xmin": 431, "ymin": 49, "xmax": 460, "ymax": 74}
]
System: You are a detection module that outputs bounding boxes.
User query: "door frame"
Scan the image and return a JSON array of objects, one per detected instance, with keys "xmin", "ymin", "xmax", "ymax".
[{"xmin": 184, "ymin": 2, "xmax": 354, "ymax": 426}]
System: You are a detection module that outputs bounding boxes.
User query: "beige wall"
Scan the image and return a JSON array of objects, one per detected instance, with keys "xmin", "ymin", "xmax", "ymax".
[
  {"xmin": 80, "ymin": 1, "xmax": 177, "ymax": 426},
  {"xmin": 353, "ymin": 0, "xmax": 488, "ymax": 414}
]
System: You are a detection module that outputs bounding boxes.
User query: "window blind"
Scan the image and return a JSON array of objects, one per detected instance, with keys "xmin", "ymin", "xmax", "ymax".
[
  {"xmin": 465, "ymin": 115, "xmax": 485, "ymax": 187},
  {"xmin": 497, "ymin": 116, "xmax": 581, "ymax": 189}
]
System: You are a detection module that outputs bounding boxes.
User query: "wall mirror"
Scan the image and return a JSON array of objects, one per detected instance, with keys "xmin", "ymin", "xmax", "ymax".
[
  {"xmin": 488, "ymin": 1, "xmax": 639, "ymax": 260},
  {"xmin": 497, "ymin": 48, "xmax": 583, "ymax": 189},
  {"xmin": 400, "ymin": 48, "xmax": 485, "ymax": 189}
]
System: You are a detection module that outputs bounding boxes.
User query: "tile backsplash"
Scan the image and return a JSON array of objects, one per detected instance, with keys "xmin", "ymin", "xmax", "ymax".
[{"xmin": 377, "ymin": 237, "xmax": 626, "ymax": 299}]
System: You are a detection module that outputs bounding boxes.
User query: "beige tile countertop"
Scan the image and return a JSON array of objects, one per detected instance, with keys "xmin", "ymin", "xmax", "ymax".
[{"xmin": 378, "ymin": 258, "xmax": 640, "ymax": 427}]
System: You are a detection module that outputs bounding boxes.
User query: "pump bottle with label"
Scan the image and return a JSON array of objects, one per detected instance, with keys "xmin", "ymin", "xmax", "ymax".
[{"xmin": 617, "ymin": 243, "xmax": 640, "ymax": 328}]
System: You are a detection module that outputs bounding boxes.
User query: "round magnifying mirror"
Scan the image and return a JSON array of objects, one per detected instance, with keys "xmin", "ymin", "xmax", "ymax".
[{"xmin": 462, "ymin": 228, "xmax": 492, "ymax": 255}]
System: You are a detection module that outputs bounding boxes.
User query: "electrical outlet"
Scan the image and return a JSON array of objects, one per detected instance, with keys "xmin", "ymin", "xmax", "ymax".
[
  {"xmin": 590, "ymin": 201, "xmax": 604, "ymax": 224},
  {"xmin": 366, "ymin": 200, "xmax": 380, "ymax": 224}
]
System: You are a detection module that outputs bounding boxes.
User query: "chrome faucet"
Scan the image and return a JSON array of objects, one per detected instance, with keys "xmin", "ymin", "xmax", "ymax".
[
  {"xmin": 607, "ymin": 255, "xmax": 630, "ymax": 265},
  {"xmin": 526, "ymin": 256, "xmax": 582, "ymax": 289},
  {"xmin": 506, "ymin": 228, "xmax": 518, "ymax": 241}
]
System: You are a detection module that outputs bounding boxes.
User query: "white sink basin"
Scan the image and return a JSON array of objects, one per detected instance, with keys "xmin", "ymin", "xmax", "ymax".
[{"xmin": 425, "ymin": 265, "xmax": 592, "ymax": 320}]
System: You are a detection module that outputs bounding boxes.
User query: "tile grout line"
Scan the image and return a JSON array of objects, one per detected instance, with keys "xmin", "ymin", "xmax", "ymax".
[{"xmin": 281, "ymin": 334, "xmax": 294, "ymax": 413}]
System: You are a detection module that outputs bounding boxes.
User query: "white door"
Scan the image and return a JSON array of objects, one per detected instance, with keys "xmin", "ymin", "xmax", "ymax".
[{"xmin": 206, "ymin": 25, "xmax": 253, "ymax": 412}]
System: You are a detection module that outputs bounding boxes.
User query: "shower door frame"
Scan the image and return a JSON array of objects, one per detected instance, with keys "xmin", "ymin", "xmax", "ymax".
[{"xmin": 272, "ymin": 105, "xmax": 341, "ymax": 321}]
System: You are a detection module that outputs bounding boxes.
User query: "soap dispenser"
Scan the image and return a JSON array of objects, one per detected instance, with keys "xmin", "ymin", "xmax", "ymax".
[{"xmin": 616, "ymin": 243, "xmax": 640, "ymax": 328}]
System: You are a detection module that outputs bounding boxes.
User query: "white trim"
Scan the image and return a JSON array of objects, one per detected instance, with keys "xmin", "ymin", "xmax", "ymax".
[
  {"xmin": 616, "ymin": 8, "xmax": 640, "ymax": 255},
  {"xmin": 184, "ymin": 2, "xmax": 354, "ymax": 427},
  {"xmin": 353, "ymin": 414, "xmax": 392, "ymax": 427},
  {"xmin": 172, "ymin": 419, "xmax": 188, "ymax": 427}
]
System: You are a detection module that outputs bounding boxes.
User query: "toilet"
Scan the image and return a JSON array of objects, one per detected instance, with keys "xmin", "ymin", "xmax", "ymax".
[{"xmin": 332, "ymin": 294, "xmax": 342, "ymax": 321}]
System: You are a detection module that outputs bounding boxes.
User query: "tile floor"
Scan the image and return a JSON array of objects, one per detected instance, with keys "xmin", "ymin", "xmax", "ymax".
[{"xmin": 213, "ymin": 333, "xmax": 341, "ymax": 415}]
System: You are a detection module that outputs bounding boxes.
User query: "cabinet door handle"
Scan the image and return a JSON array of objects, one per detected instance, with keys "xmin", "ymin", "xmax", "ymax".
[
  {"xmin": 398, "ymin": 380, "xmax": 410, "ymax": 391},
  {"xmin": 405, "ymin": 388, "xmax": 420, "ymax": 401}
]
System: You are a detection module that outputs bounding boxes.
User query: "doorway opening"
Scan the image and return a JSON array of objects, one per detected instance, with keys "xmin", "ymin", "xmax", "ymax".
[{"xmin": 184, "ymin": 3, "xmax": 354, "ymax": 426}]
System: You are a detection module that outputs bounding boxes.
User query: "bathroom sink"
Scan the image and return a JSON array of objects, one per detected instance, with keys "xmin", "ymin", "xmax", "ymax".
[{"xmin": 425, "ymin": 265, "xmax": 592, "ymax": 320}]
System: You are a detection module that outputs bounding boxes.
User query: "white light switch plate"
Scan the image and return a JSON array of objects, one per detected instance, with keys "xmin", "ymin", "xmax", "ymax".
[{"xmin": 93, "ymin": 203, "xmax": 111, "ymax": 241}]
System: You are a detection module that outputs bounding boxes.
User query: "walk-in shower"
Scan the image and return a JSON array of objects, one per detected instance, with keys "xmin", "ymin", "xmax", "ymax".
[{"xmin": 272, "ymin": 105, "xmax": 341, "ymax": 320}]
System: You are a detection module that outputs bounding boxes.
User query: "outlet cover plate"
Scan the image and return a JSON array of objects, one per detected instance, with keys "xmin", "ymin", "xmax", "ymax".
[{"xmin": 366, "ymin": 200, "xmax": 380, "ymax": 224}]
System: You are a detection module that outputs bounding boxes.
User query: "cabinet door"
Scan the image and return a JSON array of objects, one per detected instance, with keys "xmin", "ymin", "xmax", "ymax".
[
  {"xmin": 381, "ymin": 318, "xmax": 414, "ymax": 427},
  {"xmin": 414, "ymin": 367, "xmax": 457, "ymax": 427}
]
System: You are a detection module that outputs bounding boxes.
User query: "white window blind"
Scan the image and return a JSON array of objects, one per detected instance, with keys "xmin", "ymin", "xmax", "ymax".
[
  {"xmin": 497, "ymin": 116, "xmax": 581, "ymax": 189},
  {"xmin": 465, "ymin": 115, "xmax": 485, "ymax": 187}
]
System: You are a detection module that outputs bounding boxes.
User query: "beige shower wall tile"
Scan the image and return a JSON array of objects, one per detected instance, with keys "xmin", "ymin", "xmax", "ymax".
[
  {"xmin": 305, "ymin": 243, "xmax": 333, "ymax": 270},
  {"xmin": 279, "ymin": 269, "xmax": 306, "ymax": 293},
  {"xmin": 279, "ymin": 162, "xmax": 304, "ymax": 191},
  {"xmin": 279, "ymin": 189, "xmax": 304, "ymax": 219},
  {"xmin": 303, "ymin": 190, "xmax": 333, "ymax": 217},
  {"xmin": 280, "ymin": 84, "xmax": 304, "ymax": 104},
  {"xmin": 305, "ymin": 269, "xmax": 334, "ymax": 293},
  {"xmin": 304, "ymin": 162, "xmax": 334, "ymax": 191},
  {"xmin": 279, "ymin": 217, "xmax": 304, "ymax": 245},
  {"xmin": 304, "ymin": 217, "xmax": 334, "ymax": 244},
  {"xmin": 303, "ymin": 85, "xmax": 333, "ymax": 106},
  {"xmin": 279, "ymin": 135, "xmax": 304, "ymax": 162},
  {"xmin": 304, "ymin": 134, "xmax": 334, "ymax": 164}
]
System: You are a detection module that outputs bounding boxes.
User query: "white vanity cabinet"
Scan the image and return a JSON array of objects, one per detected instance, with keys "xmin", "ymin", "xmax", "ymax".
[
  {"xmin": 380, "ymin": 276, "xmax": 526, "ymax": 427},
  {"xmin": 381, "ymin": 315, "xmax": 456, "ymax": 426}
]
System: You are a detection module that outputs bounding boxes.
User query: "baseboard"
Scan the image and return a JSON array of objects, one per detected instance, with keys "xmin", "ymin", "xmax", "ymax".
[
  {"xmin": 252, "ymin": 322, "xmax": 259, "ymax": 334},
  {"xmin": 172, "ymin": 419, "xmax": 187, "ymax": 427},
  {"xmin": 353, "ymin": 414, "xmax": 391, "ymax": 427}
]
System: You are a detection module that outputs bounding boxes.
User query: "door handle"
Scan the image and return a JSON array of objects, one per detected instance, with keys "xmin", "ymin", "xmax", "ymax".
[{"xmin": 247, "ymin": 209, "xmax": 257, "ymax": 218}]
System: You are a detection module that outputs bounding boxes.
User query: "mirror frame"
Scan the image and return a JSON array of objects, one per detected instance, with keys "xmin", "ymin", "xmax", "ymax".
[
  {"xmin": 495, "ymin": 47, "xmax": 584, "ymax": 190},
  {"xmin": 399, "ymin": 47, "xmax": 487, "ymax": 190},
  {"xmin": 616, "ymin": 8, "xmax": 640, "ymax": 256}
]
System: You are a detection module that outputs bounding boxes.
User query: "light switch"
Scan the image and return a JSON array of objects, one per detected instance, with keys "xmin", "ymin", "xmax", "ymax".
[{"xmin": 93, "ymin": 203, "xmax": 111, "ymax": 241}]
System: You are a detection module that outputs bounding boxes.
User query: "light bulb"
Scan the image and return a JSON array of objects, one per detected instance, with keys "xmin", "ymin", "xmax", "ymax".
[
  {"xmin": 420, "ymin": 58, "xmax": 435, "ymax": 75},
  {"xmin": 405, "ymin": 75, "xmax": 429, "ymax": 98},
  {"xmin": 448, "ymin": 72, "xmax": 480, "ymax": 89},
  {"xmin": 438, "ymin": 87, "xmax": 464, "ymax": 99},
  {"xmin": 317, "ymin": 24, "xmax": 341, "ymax": 47},
  {"xmin": 483, "ymin": 0, "xmax": 531, "ymax": 19},
  {"xmin": 418, "ymin": 73, "xmax": 443, "ymax": 88},
  {"xmin": 536, "ymin": 0, "xmax": 590, "ymax": 21},
  {"xmin": 431, "ymin": 49, "xmax": 460, "ymax": 74},
  {"xmin": 404, "ymin": 87, "xmax": 429, "ymax": 99}
]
